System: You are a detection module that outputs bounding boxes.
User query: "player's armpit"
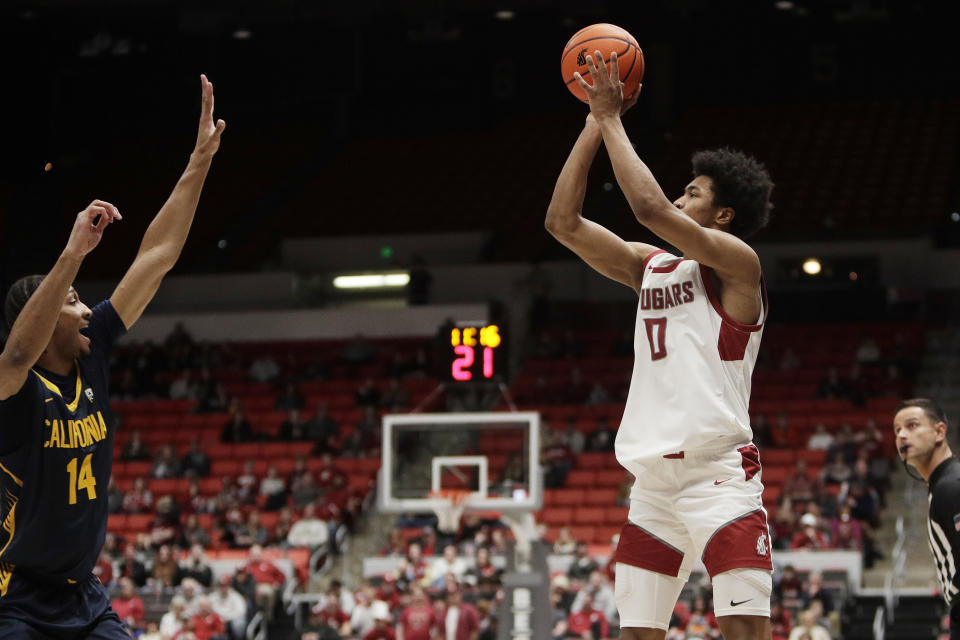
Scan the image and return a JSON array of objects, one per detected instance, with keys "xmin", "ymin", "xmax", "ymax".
[{"xmin": 546, "ymin": 215, "xmax": 658, "ymax": 290}]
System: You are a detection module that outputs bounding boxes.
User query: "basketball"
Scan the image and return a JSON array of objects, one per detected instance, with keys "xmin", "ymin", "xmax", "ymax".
[{"xmin": 561, "ymin": 23, "xmax": 644, "ymax": 103}]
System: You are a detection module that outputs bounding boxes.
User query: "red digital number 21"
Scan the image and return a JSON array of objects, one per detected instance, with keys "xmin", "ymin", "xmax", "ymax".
[{"xmin": 644, "ymin": 318, "xmax": 668, "ymax": 360}]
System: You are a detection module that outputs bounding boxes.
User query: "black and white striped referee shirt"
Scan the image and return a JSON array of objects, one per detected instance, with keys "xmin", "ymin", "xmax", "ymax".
[{"xmin": 927, "ymin": 457, "xmax": 960, "ymax": 607}]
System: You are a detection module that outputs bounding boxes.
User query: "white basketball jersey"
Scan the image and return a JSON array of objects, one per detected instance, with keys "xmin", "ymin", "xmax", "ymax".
[{"xmin": 616, "ymin": 250, "xmax": 767, "ymax": 468}]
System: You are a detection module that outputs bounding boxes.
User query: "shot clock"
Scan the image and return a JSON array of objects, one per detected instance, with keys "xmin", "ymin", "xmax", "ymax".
[{"xmin": 446, "ymin": 322, "xmax": 507, "ymax": 383}]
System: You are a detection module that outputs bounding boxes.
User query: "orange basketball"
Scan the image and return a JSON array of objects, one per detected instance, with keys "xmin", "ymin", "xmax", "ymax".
[{"xmin": 561, "ymin": 23, "xmax": 644, "ymax": 103}]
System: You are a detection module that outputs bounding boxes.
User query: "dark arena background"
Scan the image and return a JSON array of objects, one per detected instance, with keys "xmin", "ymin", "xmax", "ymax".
[{"xmin": 1, "ymin": 0, "xmax": 958, "ymax": 638}]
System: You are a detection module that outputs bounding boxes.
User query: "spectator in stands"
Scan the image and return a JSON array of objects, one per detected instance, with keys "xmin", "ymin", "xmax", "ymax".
[
  {"xmin": 191, "ymin": 596, "xmax": 226, "ymax": 640},
  {"xmin": 292, "ymin": 472, "xmax": 321, "ymax": 509},
  {"xmin": 179, "ymin": 577, "xmax": 203, "ymax": 617},
  {"xmin": 552, "ymin": 527, "xmax": 577, "ymax": 555},
  {"xmin": 466, "ymin": 546, "xmax": 501, "ymax": 594},
  {"xmin": 566, "ymin": 542, "xmax": 599, "ymax": 585},
  {"xmin": 683, "ymin": 595, "xmax": 721, "ymax": 639},
  {"xmin": 122, "ymin": 477, "xmax": 154, "ymax": 514},
  {"xmin": 230, "ymin": 567, "xmax": 258, "ymax": 626},
  {"xmin": 790, "ymin": 513, "xmax": 829, "ymax": 550},
  {"xmin": 117, "ymin": 543, "xmax": 148, "ymax": 587},
  {"xmin": 821, "ymin": 450, "xmax": 852, "ymax": 486},
  {"xmin": 236, "ymin": 459, "xmax": 260, "ymax": 505},
  {"xmin": 278, "ymin": 408, "xmax": 307, "ymax": 441},
  {"xmin": 782, "ymin": 459, "xmax": 819, "ymax": 507},
  {"xmin": 221, "ymin": 408, "xmax": 254, "ymax": 443},
  {"xmin": 151, "ymin": 444, "xmax": 183, "ymax": 479},
  {"xmin": 586, "ymin": 381, "xmax": 610, "ymax": 406},
  {"xmin": 276, "ymin": 381, "xmax": 305, "ymax": 412},
  {"xmin": 771, "ymin": 411, "xmax": 795, "ymax": 448},
  {"xmin": 878, "ymin": 363, "xmax": 908, "ymax": 398},
  {"xmin": 121, "ymin": 429, "xmax": 151, "ymax": 461},
  {"xmin": 287, "ymin": 502, "xmax": 329, "ymax": 551},
  {"xmin": 787, "ymin": 607, "xmax": 830, "ymax": 640},
  {"xmin": 846, "ymin": 363, "xmax": 869, "ymax": 406},
  {"xmin": 249, "ymin": 353, "xmax": 281, "ymax": 383},
  {"xmin": 852, "ymin": 418, "xmax": 885, "ymax": 461},
  {"xmin": 94, "ymin": 550, "xmax": 114, "ymax": 588},
  {"xmin": 395, "ymin": 542, "xmax": 428, "ymax": 588},
  {"xmin": 259, "ymin": 464, "xmax": 288, "ymax": 511},
  {"xmin": 312, "ymin": 592, "xmax": 352, "ymax": 636},
  {"xmin": 356, "ymin": 378, "xmax": 381, "ymax": 408},
  {"xmin": 169, "ymin": 368, "xmax": 198, "ymax": 401},
  {"xmin": 560, "ymin": 416, "xmax": 585, "ymax": 455},
  {"xmin": 178, "ymin": 543, "xmax": 214, "ymax": 588},
  {"xmin": 380, "ymin": 377, "xmax": 410, "ymax": 411},
  {"xmin": 315, "ymin": 452, "xmax": 344, "ymax": 489},
  {"xmin": 149, "ymin": 495, "xmax": 182, "ymax": 549},
  {"xmin": 806, "ymin": 423, "xmax": 835, "ymax": 451},
  {"xmin": 817, "ymin": 366, "xmax": 849, "ymax": 400},
  {"xmin": 302, "ymin": 400, "xmax": 338, "ymax": 444},
  {"xmin": 567, "ymin": 591, "xmax": 609, "ymax": 640},
  {"xmin": 429, "ymin": 544, "xmax": 468, "ymax": 588},
  {"xmin": 246, "ymin": 544, "xmax": 286, "ymax": 620},
  {"xmin": 855, "ymin": 334, "xmax": 882, "ymax": 365},
  {"xmin": 182, "ymin": 439, "xmax": 212, "ymax": 477},
  {"xmin": 113, "ymin": 577, "xmax": 146, "ymax": 633},
  {"xmin": 775, "ymin": 564, "xmax": 805, "ymax": 609},
  {"xmin": 571, "ymin": 571, "xmax": 617, "ymax": 628},
  {"xmin": 273, "ymin": 507, "xmax": 295, "ymax": 543},
  {"xmin": 541, "ymin": 430, "xmax": 573, "ymax": 488},
  {"xmin": 233, "ymin": 510, "xmax": 270, "ymax": 549},
  {"xmin": 107, "ymin": 476, "xmax": 125, "ymax": 514},
  {"xmin": 195, "ymin": 367, "xmax": 228, "ymax": 413},
  {"xmin": 771, "ymin": 498, "xmax": 797, "ymax": 551},
  {"xmin": 829, "ymin": 504, "xmax": 863, "ymax": 550},
  {"xmin": 181, "ymin": 513, "xmax": 213, "ymax": 549},
  {"xmin": 800, "ymin": 571, "xmax": 835, "ymax": 617},
  {"xmin": 212, "ymin": 477, "xmax": 240, "ymax": 515},
  {"xmin": 210, "ymin": 574, "xmax": 248, "ymax": 640},
  {"xmin": 585, "ymin": 416, "xmax": 615, "ymax": 452},
  {"xmin": 779, "ymin": 347, "xmax": 801, "ymax": 371},
  {"xmin": 351, "ymin": 583, "xmax": 391, "ymax": 638},
  {"xmin": 770, "ymin": 598, "xmax": 792, "ymax": 640},
  {"xmin": 150, "ymin": 544, "xmax": 179, "ymax": 588},
  {"xmin": 563, "ymin": 367, "xmax": 590, "ymax": 406},
  {"xmin": 342, "ymin": 334, "xmax": 375, "ymax": 366},
  {"xmin": 397, "ymin": 584, "xmax": 437, "ymax": 640},
  {"xmin": 329, "ymin": 579, "xmax": 356, "ymax": 616},
  {"xmin": 443, "ymin": 586, "xmax": 480, "ymax": 640},
  {"xmin": 160, "ymin": 594, "xmax": 189, "ymax": 639}
]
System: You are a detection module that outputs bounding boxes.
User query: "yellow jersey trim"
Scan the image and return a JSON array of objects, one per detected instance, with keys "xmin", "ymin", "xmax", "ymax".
[
  {"xmin": 31, "ymin": 364, "xmax": 82, "ymax": 413},
  {"xmin": 0, "ymin": 464, "xmax": 22, "ymax": 488}
]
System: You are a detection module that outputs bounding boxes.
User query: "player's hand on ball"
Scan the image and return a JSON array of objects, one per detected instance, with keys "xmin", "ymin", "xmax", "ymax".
[
  {"xmin": 194, "ymin": 74, "xmax": 226, "ymax": 157},
  {"xmin": 586, "ymin": 83, "xmax": 642, "ymax": 126},
  {"xmin": 65, "ymin": 200, "xmax": 122, "ymax": 259},
  {"xmin": 574, "ymin": 50, "xmax": 625, "ymax": 122}
]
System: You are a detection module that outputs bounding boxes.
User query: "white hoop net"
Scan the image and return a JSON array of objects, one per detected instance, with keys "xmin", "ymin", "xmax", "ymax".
[{"xmin": 429, "ymin": 490, "xmax": 471, "ymax": 533}]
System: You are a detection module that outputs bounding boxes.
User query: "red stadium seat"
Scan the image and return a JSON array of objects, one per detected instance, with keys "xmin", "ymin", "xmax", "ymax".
[
  {"xmin": 565, "ymin": 470, "xmax": 595, "ymax": 487},
  {"xmin": 572, "ymin": 507, "xmax": 604, "ymax": 525},
  {"xmin": 594, "ymin": 470, "xmax": 625, "ymax": 486},
  {"xmin": 211, "ymin": 460, "xmax": 241, "ymax": 476},
  {"xmin": 107, "ymin": 514, "xmax": 127, "ymax": 534},
  {"xmin": 233, "ymin": 444, "xmax": 261, "ymax": 460},
  {"xmin": 568, "ymin": 526, "xmax": 596, "ymax": 544},
  {"xmin": 125, "ymin": 514, "xmax": 153, "ymax": 533},
  {"xmin": 540, "ymin": 508, "xmax": 573, "ymax": 526},
  {"xmin": 604, "ymin": 507, "xmax": 629, "ymax": 524},
  {"xmin": 124, "ymin": 461, "xmax": 151, "ymax": 478},
  {"xmin": 584, "ymin": 489, "xmax": 618, "ymax": 505},
  {"xmin": 553, "ymin": 489, "xmax": 585, "ymax": 506}
]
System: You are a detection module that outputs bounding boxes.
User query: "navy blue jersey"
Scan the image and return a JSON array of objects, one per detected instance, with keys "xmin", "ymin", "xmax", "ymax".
[{"xmin": 0, "ymin": 301, "xmax": 125, "ymax": 589}]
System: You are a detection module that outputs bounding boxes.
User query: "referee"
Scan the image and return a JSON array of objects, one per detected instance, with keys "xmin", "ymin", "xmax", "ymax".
[{"xmin": 893, "ymin": 398, "xmax": 960, "ymax": 635}]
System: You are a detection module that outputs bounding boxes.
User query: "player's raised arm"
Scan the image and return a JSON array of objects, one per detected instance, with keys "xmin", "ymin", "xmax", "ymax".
[
  {"xmin": 574, "ymin": 51, "xmax": 762, "ymax": 286},
  {"xmin": 110, "ymin": 74, "xmax": 226, "ymax": 329},
  {"xmin": 545, "ymin": 108, "xmax": 657, "ymax": 291},
  {"xmin": 0, "ymin": 201, "xmax": 121, "ymax": 399}
]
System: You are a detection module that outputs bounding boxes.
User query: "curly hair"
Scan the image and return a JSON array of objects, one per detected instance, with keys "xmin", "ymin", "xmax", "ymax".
[
  {"xmin": 4, "ymin": 274, "xmax": 46, "ymax": 332},
  {"xmin": 691, "ymin": 148, "xmax": 774, "ymax": 239}
]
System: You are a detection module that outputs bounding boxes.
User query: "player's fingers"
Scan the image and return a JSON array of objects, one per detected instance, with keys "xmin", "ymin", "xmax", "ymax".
[
  {"xmin": 84, "ymin": 205, "xmax": 106, "ymax": 226},
  {"xmin": 609, "ymin": 51, "xmax": 620, "ymax": 84},
  {"xmin": 594, "ymin": 50, "xmax": 608, "ymax": 81},
  {"xmin": 584, "ymin": 55, "xmax": 600, "ymax": 83},
  {"xmin": 91, "ymin": 200, "xmax": 122, "ymax": 221},
  {"xmin": 573, "ymin": 72, "xmax": 592, "ymax": 93},
  {"xmin": 215, "ymin": 119, "xmax": 226, "ymax": 134}
]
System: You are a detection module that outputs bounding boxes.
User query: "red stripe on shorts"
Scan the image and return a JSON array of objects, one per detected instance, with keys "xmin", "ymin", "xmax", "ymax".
[
  {"xmin": 614, "ymin": 522, "xmax": 684, "ymax": 577},
  {"xmin": 700, "ymin": 509, "xmax": 773, "ymax": 577}
]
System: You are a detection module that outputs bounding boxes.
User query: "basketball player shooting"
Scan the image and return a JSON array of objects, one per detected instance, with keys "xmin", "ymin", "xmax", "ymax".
[
  {"xmin": 0, "ymin": 75, "xmax": 224, "ymax": 639},
  {"xmin": 546, "ymin": 51, "xmax": 774, "ymax": 639}
]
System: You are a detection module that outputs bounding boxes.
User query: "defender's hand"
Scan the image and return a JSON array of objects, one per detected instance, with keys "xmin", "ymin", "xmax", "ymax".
[
  {"xmin": 194, "ymin": 74, "xmax": 226, "ymax": 157},
  {"xmin": 64, "ymin": 200, "xmax": 122, "ymax": 259}
]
